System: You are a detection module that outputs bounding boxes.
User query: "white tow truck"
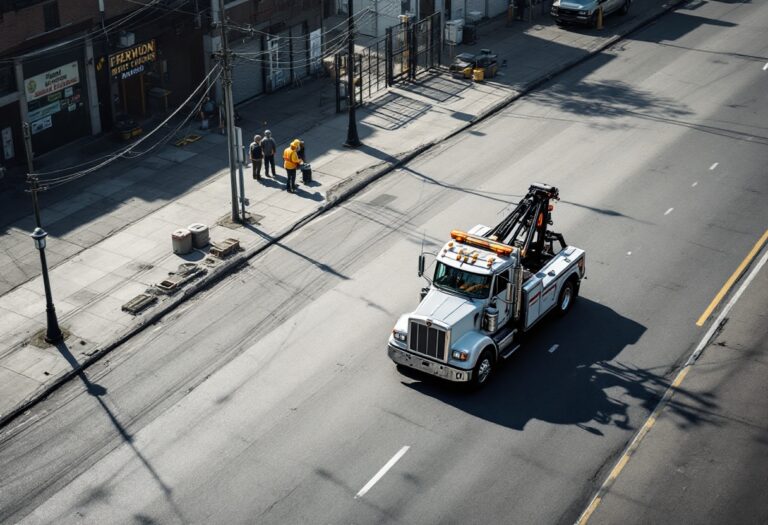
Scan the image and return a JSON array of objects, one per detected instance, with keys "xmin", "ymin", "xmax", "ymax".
[{"xmin": 388, "ymin": 183, "xmax": 586, "ymax": 388}]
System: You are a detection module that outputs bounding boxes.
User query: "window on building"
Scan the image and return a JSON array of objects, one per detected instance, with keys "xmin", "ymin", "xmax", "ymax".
[
  {"xmin": 0, "ymin": 64, "xmax": 15, "ymax": 97},
  {"xmin": 43, "ymin": 1, "xmax": 60, "ymax": 32}
]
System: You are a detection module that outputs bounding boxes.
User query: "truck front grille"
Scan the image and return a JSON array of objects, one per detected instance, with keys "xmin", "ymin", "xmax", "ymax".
[{"xmin": 408, "ymin": 320, "xmax": 447, "ymax": 361}]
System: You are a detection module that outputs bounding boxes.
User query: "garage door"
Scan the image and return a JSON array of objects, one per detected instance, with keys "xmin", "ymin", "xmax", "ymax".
[{"xmin": 231, "ymin": 35, "xmax": 264, "ymax": 105}]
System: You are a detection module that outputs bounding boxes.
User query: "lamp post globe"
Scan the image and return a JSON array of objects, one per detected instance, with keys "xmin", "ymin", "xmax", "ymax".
[
  {"xmin": 31, "ymin": 227, "xmax": 47, "ymax": 249},
  {"xmin": 30, "ymin": 226, "xmax": 63, "ymax": 344}
]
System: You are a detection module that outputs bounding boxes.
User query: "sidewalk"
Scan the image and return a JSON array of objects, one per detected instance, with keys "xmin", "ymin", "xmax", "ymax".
[{"xmin": 0, "ymin": 0, "xmax": 683, "ymax": 426}]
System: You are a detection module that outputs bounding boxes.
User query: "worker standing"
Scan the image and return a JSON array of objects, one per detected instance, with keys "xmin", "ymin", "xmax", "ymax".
[
  {"xmin": 249, "ymin": 134, "xmax": 263, "ymax": 180},
  {"xmin": 260, "ymin": 130, "xmax": 277, "ymax": 178},
  {"xmin": 282, "ymin": 139, "xmax": 302, "ymax": 193}
]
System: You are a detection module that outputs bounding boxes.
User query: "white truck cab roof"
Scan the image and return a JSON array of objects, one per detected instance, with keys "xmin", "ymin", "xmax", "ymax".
[{"xmin": 435, "ymin": 226, "xmax": 519, "ymax": 276}]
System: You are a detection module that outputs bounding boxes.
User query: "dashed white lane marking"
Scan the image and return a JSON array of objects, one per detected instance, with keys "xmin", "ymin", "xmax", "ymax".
[
  {"xmin": 355, "ymin": 446, "xmax": 410, "ymax": 499},
  {"xmin": 692, "ymin": 181, "xmax": 698, "ymax": 187},
  {"xmin": 709, "ymin": 162, "xmax": 718, "ymax": 170},
  {"xmin": 627, "ymin": 251, "xmax": 632, "ymax": 256},
  {"xmin": 763, "ymin": 62, "xmax": 768, "ymax": 71},
  {"xmin": 152, "ymin": 325, "xmax": 163, "ymax": 333},
  {"xmin": 548, "ymin": 344, "xmax": 559, "ymax": 353},
  {"xmin": 664, "ymin": 208, "xmax": 674, "ymax": 216}
]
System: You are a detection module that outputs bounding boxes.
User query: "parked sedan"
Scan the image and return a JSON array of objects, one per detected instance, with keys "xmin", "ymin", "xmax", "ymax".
[{"xmin": 551, "ymin": 0, "xmax": 631, "ymax": 27}]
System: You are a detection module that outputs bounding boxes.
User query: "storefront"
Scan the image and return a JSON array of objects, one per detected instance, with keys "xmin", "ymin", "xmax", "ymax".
[
  {"xmin": 105, "ymin": 39, "xmax": 158, "ymax": 118},
  {"xmin": 21, "ymin": 52, "xmax": 91, "ymax": 156},
  {"xmin": 94, "ymin": 12, "xmax": 204, "ymax": 130}
]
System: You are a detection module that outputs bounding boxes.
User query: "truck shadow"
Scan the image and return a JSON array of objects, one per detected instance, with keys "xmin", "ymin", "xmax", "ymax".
[{"xmin": 401, "ymin": 297, "xmax": 719, "ymax": 432}]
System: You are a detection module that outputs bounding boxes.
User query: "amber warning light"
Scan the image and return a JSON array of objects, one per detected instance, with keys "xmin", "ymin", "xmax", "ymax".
[{"xmin": 450, "ymin": 230, "xmax": 515, "ymax": 257}]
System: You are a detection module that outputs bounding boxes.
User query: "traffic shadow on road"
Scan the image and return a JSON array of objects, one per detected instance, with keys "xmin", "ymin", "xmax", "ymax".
[{"xmin": 400, "ymin": 297, "xmax": 720, "ymax": 433}]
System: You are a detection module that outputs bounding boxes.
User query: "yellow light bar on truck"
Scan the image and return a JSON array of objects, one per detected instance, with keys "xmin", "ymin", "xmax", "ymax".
[{"xmin": 450, "ymin": 230, "xmax": 515, "ymax": 257}]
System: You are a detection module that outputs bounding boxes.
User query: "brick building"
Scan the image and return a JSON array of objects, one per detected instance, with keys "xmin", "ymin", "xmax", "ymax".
[{"xmin": 0, "ymin": 0, "xmax": 329, "ymax": 173}]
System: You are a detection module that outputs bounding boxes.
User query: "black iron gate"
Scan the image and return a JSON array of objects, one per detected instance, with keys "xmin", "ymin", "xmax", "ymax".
[
  {"xmin": 335, "ymin": 12, "xmax": 442, "ymax": 112},
  {"xmin": 410, "ymin": 12, "xmax": 441, "ymax": 80}
]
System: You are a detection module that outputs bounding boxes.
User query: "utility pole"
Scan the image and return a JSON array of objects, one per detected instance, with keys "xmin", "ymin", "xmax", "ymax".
[
  {"xmin": 22, "ymin": 122, "xmax": 34, "ymax": 175},
  {"xmin": 344, "ymin": 0, "xmax": 361, "ymax": 148},
  {"xmin": 217, "ymin": 0, "xmax": 240, "ymax": 222}
]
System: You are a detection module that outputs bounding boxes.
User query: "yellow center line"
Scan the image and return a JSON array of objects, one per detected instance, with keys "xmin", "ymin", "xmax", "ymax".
[{"xmin": 696, "ymin": 229, "xmax": 768, "ymax": 326}]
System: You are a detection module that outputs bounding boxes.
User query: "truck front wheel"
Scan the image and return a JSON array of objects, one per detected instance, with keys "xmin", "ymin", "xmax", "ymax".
[{"xmin": 470, "ymin": 349, "xmax": 495, "ymax": 390}]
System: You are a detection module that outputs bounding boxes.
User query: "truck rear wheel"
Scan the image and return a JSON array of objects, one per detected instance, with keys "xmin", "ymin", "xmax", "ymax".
[
  {"xmin": 470, "ymin": 349, "xmax": 495, "ymax": 390},
  {"xmin": 556, "ymin": 279, "xmax": 577, "ymax": 316}
]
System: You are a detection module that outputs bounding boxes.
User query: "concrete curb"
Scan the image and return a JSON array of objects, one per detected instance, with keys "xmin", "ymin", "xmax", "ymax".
[{"xmin": 0, "ymin": 0, "xmax": 684, "ymax": 430}]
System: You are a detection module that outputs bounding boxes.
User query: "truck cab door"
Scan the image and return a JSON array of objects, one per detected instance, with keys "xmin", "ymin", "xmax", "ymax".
[{"xmin": 491, "ymin": 269, "xmax": 512, "ymax": 327}]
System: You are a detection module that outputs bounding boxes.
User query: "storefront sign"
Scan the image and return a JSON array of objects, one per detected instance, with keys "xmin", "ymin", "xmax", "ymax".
[
  {"xmin": 27, "ymin": 101, "xmax": 61, "ymax": 122},
  {"xmin": 30, "ymin": 116, "xmax": 53, "ymax": 135},
  {"xmin": 24, "ymin": 62, "xmax": 80, "ymax": 102},
  {"xmin": 108, "ymin": 40, "xmax": 156, "ymax": 80}
]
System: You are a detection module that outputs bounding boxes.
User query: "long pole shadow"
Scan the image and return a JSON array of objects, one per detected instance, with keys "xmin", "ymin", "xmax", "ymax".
[
  {"xmin": 55, "ymin": 342, "xmax": 188, "ymax": 523},
  {"xmin": 242, "ymin": 222, "xmax": 350, "ymax": 280},
  {"xmin": 401, "ymin": 165, "xmax": 522, "ymax": 205}
]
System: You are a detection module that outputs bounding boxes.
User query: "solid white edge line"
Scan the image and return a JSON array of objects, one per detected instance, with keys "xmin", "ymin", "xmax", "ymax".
[
  {"xmin": 575, "ymin": 246, "xmax": 768, "ymax": 525},
  {"xmin": 664, "ymin": 208, "xmax": 674, "ymax": 216},
  {"xmin": 548, "ymin": 344, "xmax": 559, "ymax": 353},
  {"xmin": 355, "ymin": 446, "xmax": 410, "ymax": 499},
  {"xmin": 688, "ymin": 248, "xmax": 768, "ymax": 363}
]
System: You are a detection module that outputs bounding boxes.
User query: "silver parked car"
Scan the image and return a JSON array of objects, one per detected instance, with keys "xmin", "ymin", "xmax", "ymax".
[{"xmin": 550, "ymin": 0, "xmax": 631, "ymax": 27}]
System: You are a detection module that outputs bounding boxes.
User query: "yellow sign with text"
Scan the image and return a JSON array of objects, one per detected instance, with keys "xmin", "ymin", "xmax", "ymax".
[{"xmin": 108, "ymin": 40, "xmax": 157, "ymax": 80}]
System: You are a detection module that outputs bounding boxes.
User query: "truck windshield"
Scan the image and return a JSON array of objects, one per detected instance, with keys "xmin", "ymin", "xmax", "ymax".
[{"xmin": 433, "ymin": 262, "xmax": 492, "ymax": 299}]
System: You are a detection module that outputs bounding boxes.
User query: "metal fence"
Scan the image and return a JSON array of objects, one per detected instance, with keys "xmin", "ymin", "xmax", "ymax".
[{"xmin": 335, "ymin": 12, "xmax": 442, "ymax": 112}]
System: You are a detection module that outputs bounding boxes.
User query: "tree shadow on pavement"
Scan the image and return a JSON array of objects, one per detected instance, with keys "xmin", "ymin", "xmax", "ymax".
[
  {"xmin": 400, "ymin": 298, "xmax": 720, "ymax": 433},
  {"xmin": 523, "ymin": 78, "xmax": 692, "ymax": 129},
  {"xmin": 54, "ymin": 341, "xmax": 187, "ymax": 522}
]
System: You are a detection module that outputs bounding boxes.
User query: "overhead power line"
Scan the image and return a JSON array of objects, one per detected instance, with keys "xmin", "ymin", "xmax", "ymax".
[{"xmin": 33, "ymin": 64, "xmax": 222, "ymax": 188}]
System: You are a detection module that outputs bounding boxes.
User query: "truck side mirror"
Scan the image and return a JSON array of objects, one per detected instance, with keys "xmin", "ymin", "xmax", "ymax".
[{"xmin": 418, "ymin": 254, "xmax": 425, "ymax": 277}]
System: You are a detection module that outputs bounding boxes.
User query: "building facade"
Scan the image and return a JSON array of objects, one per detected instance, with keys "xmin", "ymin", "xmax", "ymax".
[{"xmin": 0, "ymin": 0, "xmax": 359, "ymax": 173}]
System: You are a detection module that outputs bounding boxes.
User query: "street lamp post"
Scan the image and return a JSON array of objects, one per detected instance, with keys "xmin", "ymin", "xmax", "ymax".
[
  {"xmin": 344, "ymin": 0, "xmax": 361, "ymax": 148},
  {"xmin": 30, "ymin": 227, "xmax": 63, "ymax": 344}
]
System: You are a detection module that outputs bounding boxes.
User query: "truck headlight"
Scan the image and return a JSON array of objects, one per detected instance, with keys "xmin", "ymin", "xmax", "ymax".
[
  {"xmin": 578, "ymin": 10, "xmax": 588, "ymax": 14},
  {"xmin": 452, "ymin": 350, "xmax": 469, "ymax": 361},
  {"xmin": 392, "ymin": 330, "xmax": 407, "ymax": 342}
]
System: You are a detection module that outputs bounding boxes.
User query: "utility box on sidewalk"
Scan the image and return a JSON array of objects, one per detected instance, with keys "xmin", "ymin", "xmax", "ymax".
[
  {"xmin": 172, "ymin": 228, "xmax": 193, "ymax": 255},
  {"xmin": 188, "ymin": 223, "xmax": 210, "ymax": 248},
  {"xmin": 445, "ymin": 20, "xmax": 464, "ymax": 45}
]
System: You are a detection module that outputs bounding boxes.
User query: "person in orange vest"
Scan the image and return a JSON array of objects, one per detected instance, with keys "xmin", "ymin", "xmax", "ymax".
[{"xmin": 282, "ymin": 139, "xmax": 302, "ymax": 193}]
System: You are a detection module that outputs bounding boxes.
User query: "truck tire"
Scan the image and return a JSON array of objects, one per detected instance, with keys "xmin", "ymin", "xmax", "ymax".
[
  {"xmin": 556, "ymin": 279, "xmax": 577, "ymax": 317},
  {"xmin": 470, "ymin": 349, "xmax": 495, "ymax": 390}
]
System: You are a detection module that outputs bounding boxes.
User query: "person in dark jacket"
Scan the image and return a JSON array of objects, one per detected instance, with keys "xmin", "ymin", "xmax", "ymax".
[
  {"xmin": 260, "ymin": 130, "xmax": 277, "ymax": 178},
  {"xmin": 249, "ymin": 134, "xmax": 263, "ymax": 180}
]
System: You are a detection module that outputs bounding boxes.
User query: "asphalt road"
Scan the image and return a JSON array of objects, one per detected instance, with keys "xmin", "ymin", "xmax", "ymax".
[
  {"xmin": 2, "ymin": 1, "xmax": 767, "ymax": 523},
  {"xmin": 587, "ymin": 259, "xmax": 768, "ymax": 525}
]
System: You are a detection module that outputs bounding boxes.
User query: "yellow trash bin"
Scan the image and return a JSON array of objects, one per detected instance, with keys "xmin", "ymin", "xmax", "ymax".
[{"xmin": 473, "ymin": 68, "xmax": 485, "ymax": 82}]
